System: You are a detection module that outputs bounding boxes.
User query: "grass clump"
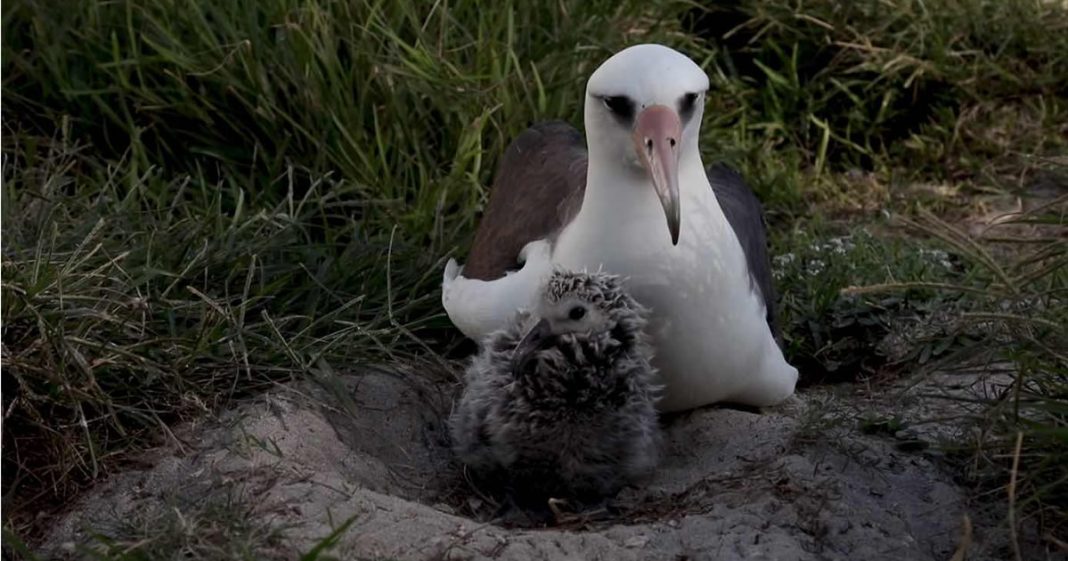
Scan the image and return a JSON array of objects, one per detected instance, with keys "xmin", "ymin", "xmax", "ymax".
[
  {"xmin": 2, "ymin": 480, "xmax": 356, "ymax": 561},
  {"xmin": 1, "ymin": 132, "xmax": 445, "ymax": 530},
  {"xmin": 76, "ymin": 494, "xmax": 295, "ymax": 561},
  {"xmin": 771, "ymin": 225, "xmax": 972, "ymax": 383},
  {"xmin": 895, "ymin": 207, "xmax": 1068, "ymax": 543}
]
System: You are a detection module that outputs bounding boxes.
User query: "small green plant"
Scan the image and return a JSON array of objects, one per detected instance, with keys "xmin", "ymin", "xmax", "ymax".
[
  {"xmin": 772, "ymin": 225, "xmax": 972, "ymax": 383},
  {"xmin": 73, "ymin": 486, "xmax": 296, "ymax": 561}
]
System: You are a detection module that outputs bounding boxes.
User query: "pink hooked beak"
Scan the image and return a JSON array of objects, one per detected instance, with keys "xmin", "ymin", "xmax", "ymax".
[{"xmin": 632, "ymin": 105, "xmax": 682, "ymax": 245}]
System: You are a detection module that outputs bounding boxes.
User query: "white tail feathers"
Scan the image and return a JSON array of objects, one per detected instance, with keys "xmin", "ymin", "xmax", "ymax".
[
  {"xmin": 518, "ymin": 239, "xmax": 552, "ymax": 264},
  {"xmin": 441, "ymin": 240, "xmax": 554, "ymax": 342},
  {"xmin": 443, "ymin": 258, "xmax": 462, "ymax": 283}
]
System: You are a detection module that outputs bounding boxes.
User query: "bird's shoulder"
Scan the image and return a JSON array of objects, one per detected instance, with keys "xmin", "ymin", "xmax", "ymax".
[{"xmin": 462, "ymin": 121, "xmax": 588, "ymax": 280}]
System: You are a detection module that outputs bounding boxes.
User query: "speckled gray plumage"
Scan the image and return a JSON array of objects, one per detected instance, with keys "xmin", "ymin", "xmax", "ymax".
[{"xmin": 449, "ymin": 271, "xmax": 661, "ymax": 505}]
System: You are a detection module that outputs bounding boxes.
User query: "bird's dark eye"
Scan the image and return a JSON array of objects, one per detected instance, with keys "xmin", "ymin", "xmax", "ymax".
[
  {"xmin": 568, "ymin": 306, "xmax": 587, "ymax": 321},
  {"xmin": 601, "ymin": 95, "xmax": 635, "ymax": 122},
  {"xmin": 679, "ymin": 92, "xmax": 700, "ymax": 122}
]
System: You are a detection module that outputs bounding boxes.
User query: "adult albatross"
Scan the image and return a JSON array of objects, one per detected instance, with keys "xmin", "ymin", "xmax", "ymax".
[{"xmin": 442, "ymin": 44, "xmax": 798, "ymax": 411}]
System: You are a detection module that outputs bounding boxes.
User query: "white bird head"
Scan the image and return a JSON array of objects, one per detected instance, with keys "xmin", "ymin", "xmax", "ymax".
[{"xmin": 584, "ymin": 44, "xmax": 710, "ymax": 245}]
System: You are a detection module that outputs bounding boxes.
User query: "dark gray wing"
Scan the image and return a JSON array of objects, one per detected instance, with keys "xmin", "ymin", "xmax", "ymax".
[
  {"xmin": 463, "ymin": 121, "xmax": 588, "ymax": 281},
  {"xmin": 707, "ymin": 164, "xmax": 782, "ymax": 344}
]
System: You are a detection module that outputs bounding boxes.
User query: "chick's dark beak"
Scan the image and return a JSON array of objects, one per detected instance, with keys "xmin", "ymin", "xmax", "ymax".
[{"xmin": 513, "ymin": 318, "xmax": 553, "ymax": 374}]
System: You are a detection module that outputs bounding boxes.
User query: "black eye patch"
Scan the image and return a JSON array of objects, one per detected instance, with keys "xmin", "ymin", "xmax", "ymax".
[
  {"xmin": 600, "ymin": 95, "xmax": 635, "ymax": 123},
  {"xmin": 679, "ymin": 92, "xmax": 700, "ymax": 122}
]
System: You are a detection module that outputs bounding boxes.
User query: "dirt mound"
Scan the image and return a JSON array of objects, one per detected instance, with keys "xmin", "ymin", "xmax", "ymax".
[{"xmin": 42, "ymin": 367, "xmax": 1022, "ymax": 560}]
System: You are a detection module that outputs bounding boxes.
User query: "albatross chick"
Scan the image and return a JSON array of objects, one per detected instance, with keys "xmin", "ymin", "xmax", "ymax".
[{"xmin": 449, "ymin": 270, "xmax": 661, "ymax": 517}]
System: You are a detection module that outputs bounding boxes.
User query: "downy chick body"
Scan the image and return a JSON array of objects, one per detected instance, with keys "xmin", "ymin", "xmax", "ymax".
[{"xmin": 450, "ymin": 271, "xmax": 661, "ymax": 505}]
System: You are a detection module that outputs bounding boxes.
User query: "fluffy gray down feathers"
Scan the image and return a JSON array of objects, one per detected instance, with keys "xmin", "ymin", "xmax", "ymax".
[{"xmin": 449, "ymin": 271, "xmax": 662, "ymax": 501}]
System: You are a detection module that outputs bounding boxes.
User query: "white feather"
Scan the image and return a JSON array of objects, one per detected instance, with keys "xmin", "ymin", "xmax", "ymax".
[{"xmin": 441, "ymin": 240, "xmax": 554, "ymax": 342}]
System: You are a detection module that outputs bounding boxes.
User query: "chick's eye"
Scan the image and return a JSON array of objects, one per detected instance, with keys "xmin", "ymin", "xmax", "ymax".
[
  {"xmin": 601, "ymin": 96, "xmax": 635, "ymax": 121},
  {"xmin": 568, "ymin": 306, "xmax": 587, "ymax": 321}
]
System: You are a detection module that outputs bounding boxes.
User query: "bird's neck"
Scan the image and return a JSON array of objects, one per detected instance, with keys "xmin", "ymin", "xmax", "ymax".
[
  {"xmin": 581, "ymin": 145, "xmax": 708, "ymax": 223},
  {"xmin": 553, "ymin": 141, "xmax": 735, "ymax": 276}
]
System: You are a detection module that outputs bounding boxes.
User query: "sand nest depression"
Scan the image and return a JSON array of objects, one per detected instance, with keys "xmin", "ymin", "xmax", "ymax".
[{"xmin": 43, "ymin": 365, "xmax": 1026, "ymax": 560}]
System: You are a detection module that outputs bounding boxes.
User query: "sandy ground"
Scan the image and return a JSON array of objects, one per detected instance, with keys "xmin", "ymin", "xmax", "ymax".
[{"xmin": 42, "ymin": 365, "xmax": 1045, "ymax": 561}]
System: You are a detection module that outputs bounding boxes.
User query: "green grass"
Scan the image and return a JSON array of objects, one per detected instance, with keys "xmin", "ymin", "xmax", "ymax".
[
  {"xmin": 2, "ymin": 0, "xmax": 1066, "ymax": 556},
  {"xmin": 76, "ymin": 490, "xmax": 298, "ymax": 561},
  {"xmin": 893, "ymin": 208, "xmax": 1068, "ymax": 546},
  {"xmin": 771, "ymin": 225, "xmax": 972, "ymax": 383},
  {"xmin": 1, "ymin": 481, "xmax": 359, "ymax": 561},
  {"xmin": 690, "ymin": 0, "xmax": 1068, "ymax": 196}
]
